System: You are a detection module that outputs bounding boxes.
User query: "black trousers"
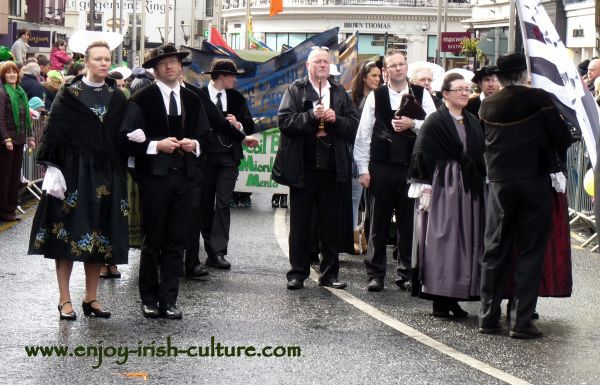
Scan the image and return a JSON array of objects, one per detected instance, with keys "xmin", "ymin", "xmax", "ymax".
[
  {"xmin": 479, "ymin": 178, "xmax": 551, "ymax": 331},
  {"xmin": 138, "ymin": 170, "xmax": 194, "ymax": 307},
  {"xmin": 185, "ymin": 176, "xmax": 203, "ymax": 272},
  {"xmin": 200, "ymin": 153, "xmax": 239, "ymax": 259},
  {"xmin": 288, "ymin": 170, "xmax": 341, "ymax": 283},
  {"xmin": 364, "ymin": 162, "xmax": 414, "ymax": 281},
  {"xmin": 0, "ymin": 144, "xmax": 24, "ymax": 219}
]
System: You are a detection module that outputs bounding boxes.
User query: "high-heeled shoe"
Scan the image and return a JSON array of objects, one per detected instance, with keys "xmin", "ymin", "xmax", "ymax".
[
  {"xmin": 82, "ymin": 300, "xmax": 111, "ymax": 318},
  {"xmin": 58, "ymin": 301, "xmax": 77, "ymax": 321}
]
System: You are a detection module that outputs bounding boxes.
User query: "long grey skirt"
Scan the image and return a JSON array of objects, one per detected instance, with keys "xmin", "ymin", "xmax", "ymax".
[{"xmin": 420, "ymin": 162, "xmax": 485, "ymax": 299}]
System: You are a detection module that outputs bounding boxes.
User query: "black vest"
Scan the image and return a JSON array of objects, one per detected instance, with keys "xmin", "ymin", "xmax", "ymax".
[
  {"xmin": 301, "ymin": 93, "xmax": 335, "ymax": 170},
  {"xmin": 370, "ymin": 84, "xmax": 424, "ymax": 165},
  {"xmin": 130, "ymin": 84, "xmax": 203, "ymax": 176}
]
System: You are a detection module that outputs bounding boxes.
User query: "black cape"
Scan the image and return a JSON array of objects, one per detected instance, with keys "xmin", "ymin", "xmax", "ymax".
[{"xmin": 408, "ymin": 104, "xmax": 486, "ymax": 200}]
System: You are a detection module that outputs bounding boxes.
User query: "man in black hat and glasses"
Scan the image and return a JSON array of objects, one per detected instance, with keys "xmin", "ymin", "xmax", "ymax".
[
  {"xmin": 478, "ymin": 52, "xmax": 572, "ymax": 338},
  {"xmin": 465, "ymin": 65, "xmax": 499, "ymax": 119},
  {"xmin": 118, "ymin": 45, "xmax": 211, "ymax": 319},
  {"xmin": 196, "ymin": 59, "xmax": 257, "ymax": 270}
]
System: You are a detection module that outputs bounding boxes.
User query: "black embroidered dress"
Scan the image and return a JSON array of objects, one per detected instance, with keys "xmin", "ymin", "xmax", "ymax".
[{"xmin": 28, "ymin": 76, "xmax": 129, "ymax": 264}]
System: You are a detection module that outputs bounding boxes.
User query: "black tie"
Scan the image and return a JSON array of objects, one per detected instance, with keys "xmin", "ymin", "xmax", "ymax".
[
  {"xmin": 169, "ymin": 91, "xmax": 177, "ymax": 116},
  {"xmin": 216, "ymin": 92, "xmax": 224, "ymax": 114}
]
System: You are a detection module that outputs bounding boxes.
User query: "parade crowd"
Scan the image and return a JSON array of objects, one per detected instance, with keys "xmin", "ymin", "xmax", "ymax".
[{"xmin": 0, "ymin": 29, "xmax": 576, "ymax": 340}]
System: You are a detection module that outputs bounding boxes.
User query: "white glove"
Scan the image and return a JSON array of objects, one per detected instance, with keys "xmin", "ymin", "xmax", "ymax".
[
  {"xmin": 418, "ymin": 187, "xmax": 432, "ymax": 212},
  {"xmin": 42, "ymin": 166, "xmax": 67, "ymax": 200},
  {"xmin": 127, "ymin": 128, "xmax": 146, "ymax": 143},
  {"xmin": 550, "ymin": 172, "xmax": 566, "ymax": 193}
]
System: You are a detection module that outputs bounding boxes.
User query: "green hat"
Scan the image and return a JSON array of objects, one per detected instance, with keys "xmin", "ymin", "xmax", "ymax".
[
  {"xmin": 47, "ymin": 70, "xmax": 64, "ymax": 82},
  {"xmin": 0, "ymin": 46, "xmax": 14, "ymax": 62}
]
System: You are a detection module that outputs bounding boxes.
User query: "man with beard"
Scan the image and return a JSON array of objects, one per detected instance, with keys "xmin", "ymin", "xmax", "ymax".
[{"xmin": 465, "ymin": 65, "xmax": 499, "ymax": 119}]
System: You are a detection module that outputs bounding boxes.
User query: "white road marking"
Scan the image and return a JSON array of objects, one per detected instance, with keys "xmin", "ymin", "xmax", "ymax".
[{"xmin": 274, "ymin": 208, "xmax": 533, "ymax": 385}]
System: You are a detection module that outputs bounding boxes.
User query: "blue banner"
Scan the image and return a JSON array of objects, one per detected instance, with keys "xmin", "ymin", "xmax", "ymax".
[{"xmin": 183, "ymin": 28, "xmax": 340, "ymax": 133}]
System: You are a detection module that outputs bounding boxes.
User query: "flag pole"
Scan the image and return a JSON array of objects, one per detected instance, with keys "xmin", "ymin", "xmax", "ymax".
[
  {"xmin": 508, "ymin": 0, "xmax": 516, "ymax": 52},
  {"xmin": 244, "ymin": 0, "xmax": 251, "ymax": 50}
]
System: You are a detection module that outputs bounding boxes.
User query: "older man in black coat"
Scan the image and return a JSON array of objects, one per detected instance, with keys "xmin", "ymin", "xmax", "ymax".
[
  {"xmin": 478, "ymin": 53, "xmax": 572, "ymax": 338},
  {"xmin": 272, "ymin": 47, "xmax": 359, "ymax": 290}
]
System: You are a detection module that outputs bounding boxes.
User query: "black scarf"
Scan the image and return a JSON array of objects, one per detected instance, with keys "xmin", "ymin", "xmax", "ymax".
[
  {"xmin": 408, "ymin": 104, "xmax": 486, "ymax": 199},
  {"xmin": 37, "ymin": 75, "xmax": 127, "ymax": 169}
]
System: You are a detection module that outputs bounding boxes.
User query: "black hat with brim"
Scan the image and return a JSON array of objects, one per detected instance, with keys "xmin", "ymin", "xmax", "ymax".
[
  {"xmin": 202, "ymin": 59, "xmax": 245, "ymax": 75},
  {"xmin": 472, "ymin": 65, "xmax": 497, "ymax": 84},
  {"xmin": 142, "ymin": 44, "xmax": 189, "ymax": 69},
  {"xmin": 493, "ymin": 52, "xmax": 527, "ymax": 75}
]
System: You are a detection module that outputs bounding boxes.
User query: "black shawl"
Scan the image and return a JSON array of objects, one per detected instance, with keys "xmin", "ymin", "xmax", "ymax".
[
  {"xmin": 37, "ymin": 75, "xmax": 127, "ymax": 170},
  {"xmin": 408, "ymin": 104, "xmax": 486, "ymax": 199}
]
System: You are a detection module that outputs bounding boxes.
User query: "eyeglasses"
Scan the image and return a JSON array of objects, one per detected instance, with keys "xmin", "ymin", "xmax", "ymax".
[
  {"xmin": 310, "ymin": 46, "xmax": 330, "ymax": 51},
  {"xmin": 448, "ymin": 88, "xmax": 472, "ymax": 93},
  {"xmin": 385, "ymin": 63, "xmax": 407, "ymax": 69}
]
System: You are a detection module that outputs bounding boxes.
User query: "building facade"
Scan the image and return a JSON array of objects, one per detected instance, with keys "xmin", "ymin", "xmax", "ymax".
[{"xmin": 219, "ymin": 0, "xmax": 472, "ymax": 64}]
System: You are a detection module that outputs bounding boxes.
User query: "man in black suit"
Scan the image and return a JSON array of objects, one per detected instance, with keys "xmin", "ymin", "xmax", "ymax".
[
  {"xmin": 465, "ymin": 65, "xmax": 499, "ymax": 119},
  {"xmin": 181, "ymin": 62, "xmax": 258, "ymax": 274},
  {"xmin": 478, "ymin": 53, "xmax": 572, "ymax": 338},
  {"xmin": 195, "ymin": 59, "xmax": 257, "ymax": 270},
  {"xmin": 118, "ymin": 45, "xmax": 211, "ymax": 319}
]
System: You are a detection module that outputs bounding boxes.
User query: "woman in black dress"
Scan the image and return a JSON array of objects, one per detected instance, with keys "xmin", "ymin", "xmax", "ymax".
[{"xmin": 29, "ymin": 41, "xmax": 128, "ymax": 320}]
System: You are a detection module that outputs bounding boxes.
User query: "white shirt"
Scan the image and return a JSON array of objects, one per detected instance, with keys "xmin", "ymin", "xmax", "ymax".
[
  {"xmin": 146, "ymin": 80, "xmax": 200, "ymax": 157},
  {"xmin": 353, "ymin": 84, "xmax": 437, "ymax": 175},
  {"xmin": 208, "ymin": 80, "xmax": 228, "ymax": 112},
  {"xmin": 309, "ymin": 78, "xmax": 331, "ymax": 109},
  {"xmin": 206, "ymin": 80, "xmax": 245, "ymax": 133}
]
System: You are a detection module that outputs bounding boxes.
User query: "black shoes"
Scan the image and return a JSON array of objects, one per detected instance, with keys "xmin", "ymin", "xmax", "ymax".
[
  {"xmin": 162, "ymin": 304, "xmax": 183, "ymax": 319},
  {"xmin": 509, "ymin": 323, "xmax": 543, "ymax": 339},
  {"xmin": 318, "ymin": 280, "xmax": 347, "ymax": 290},
  {"xmin": 432, "ymin": 300, "xmax": 468, "ymax": 318},
  {"xmin": 478, "ymin": 323, "xmax": 503, "ymax": 335},
  {"xmin": 58, "ymin": 301, "xmax": 77, "ymax": 321},
  {"xmin": 367, "ymin": 278, "xmax": 384, "ymax": 292},
  {"xmin": 395, "ymin": 279, "xmax": 412, "ymax": 292},
  {"xmin": 206, "ymin": 255, "xmax": 231, "ymax": 270},
  {"xmin": 287, "ymin": 278, "xmax": 304, "ymax": 290},
  {"xmin": 142, "ymin": 304, "xmax": 161, "ymax": 318},
  {"xmin": 185, "ymin": 264, "xmax": 210, "ymax": 280},
  {"xmin": 100, "ymin": 265, "xmax": 121, "ymax": 279},
  {"xmin": 82, "ymin": 300, "xmax": 111, "ymax": 318},
  {"xmin": 279, "ymin": 196, "xmax": 288, "ymax": 208},
  {"xmin": 142, "ymin": 303, "xmax": 183, "ymax": 319}
]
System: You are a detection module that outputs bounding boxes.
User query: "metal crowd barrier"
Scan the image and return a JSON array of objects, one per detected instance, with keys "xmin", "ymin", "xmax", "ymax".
[
  {"xmin": 566, "ymin": 141, "xmax": 598, "ymax": 251},
  {"xmin": 18, "ymin": 115, "xmax": 46, "ymax": 211}
]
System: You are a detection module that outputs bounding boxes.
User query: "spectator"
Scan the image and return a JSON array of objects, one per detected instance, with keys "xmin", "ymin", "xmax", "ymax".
[
  {"xmin": 129, "ymin": 66, "xmax": 154, "ymax": 95},
  {"xmin": 28, "ymin": 96, "xmax": 47, "ymax": 119},
  {"xmin": 20, "ymin": 62, "xmax": 45, "ymax": 100},
  {"xmin": 587, "ymin": 58, "xmax": 600, "ymax": 93},
  {"xmin": 66, "ymin": 62, "xmax": 86, "ymax": 77},
  {"xmin": 43, "ymin": 70, "xmax": 63, "ymax": 110},
  {"xmin": 0, "ymin": 61, "xmax": 35, "ymax": 221},
  {"xmin": 50, "ymin": 39, "xmax": 72, "ymax": 71},
  {"xmin": 10, "ymin": 28, "xmax": 31, "ymax": 64},
  {"xmin": 37, "ymin": 55, "xmax": 51, "ymax": 80}
]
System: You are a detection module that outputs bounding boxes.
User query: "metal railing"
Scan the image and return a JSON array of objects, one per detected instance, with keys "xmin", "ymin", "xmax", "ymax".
[
  {"xmin": 566, "ymin": 141, "xmax": 597, "ymax": 251},
  {"xmin": 222, "ymin": 0, "xmax": 470, "ymax": 10},
  {"xmin": 19, "ymin": 115, "xmax": 46, "ymax": 208}
]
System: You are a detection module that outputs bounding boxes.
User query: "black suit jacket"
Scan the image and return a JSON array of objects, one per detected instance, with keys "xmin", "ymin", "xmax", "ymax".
[
  {"xmin": 480, "ymin": 85, "xmax": 572, "ymax": 181},
  {"xmin": 465, "ymin": 95, "xmax": 482, "ymax": 118},
  {"xmin": 198, "ymin": 85, "xmax": 256, "ymax": 161},
  {"xmin": 118, "ymin": 83, "xmax": 211, "ymax": 178}
]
